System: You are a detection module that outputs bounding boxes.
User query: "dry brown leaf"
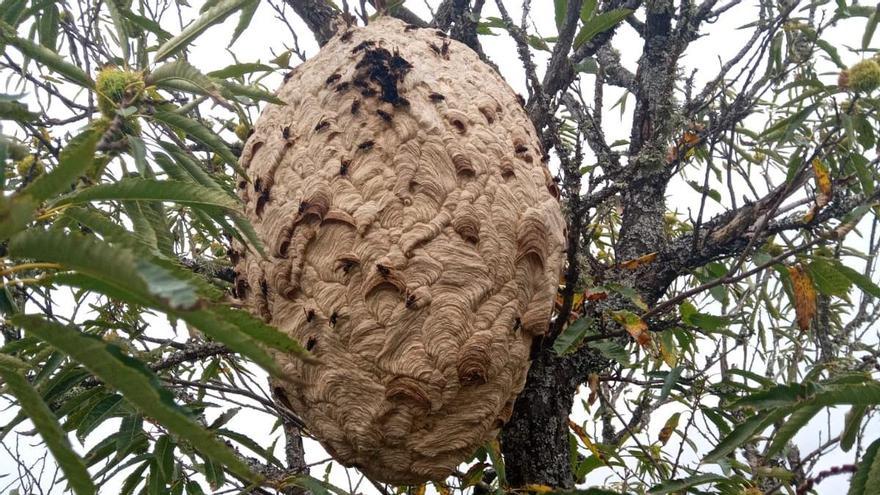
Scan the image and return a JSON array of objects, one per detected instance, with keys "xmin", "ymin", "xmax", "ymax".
[
  {"xmin": 587, "ymin": 373, "xmax": 600, "ymax": 406},
  {"xmin": 585, "ymin": 288, "xmax": 608, "ymax": 301},
  {"xmin": 620, "ymin": 252, "xmax": 658, "ymax": 270},
  {"xmin": 658, "ymin": 412, "xmax": 681, "ymax": 446},
  {"xmin": 787, "ymin": 264, "xmax": 816, "ymax": 331}
]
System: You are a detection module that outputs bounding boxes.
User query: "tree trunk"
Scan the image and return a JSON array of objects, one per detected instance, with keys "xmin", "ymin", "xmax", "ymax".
[{"xmin": 501, "ymin": 353, "xmax": 577, "ymax": 488}]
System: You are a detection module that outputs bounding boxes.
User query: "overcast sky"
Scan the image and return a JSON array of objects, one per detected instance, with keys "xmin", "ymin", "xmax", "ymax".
[{"xmin": 1, "ymin": 0, "xmax": 878, "ymax": 493}]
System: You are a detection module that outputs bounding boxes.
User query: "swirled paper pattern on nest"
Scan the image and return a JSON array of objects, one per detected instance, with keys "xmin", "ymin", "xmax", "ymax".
[{"xmin": 234, "ymin": 16, "xmax": 566, "ymax": 485}]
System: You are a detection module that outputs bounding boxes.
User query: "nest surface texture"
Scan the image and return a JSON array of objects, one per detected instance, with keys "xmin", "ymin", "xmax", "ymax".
[{"xmin": 235, "ymin": 17, "xmax": 566, "ymax": 484}]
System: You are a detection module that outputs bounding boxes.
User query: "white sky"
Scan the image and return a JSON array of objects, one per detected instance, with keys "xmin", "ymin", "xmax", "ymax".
[{"xmin": 1, "ymin": 0, "xmax": 878, "ymax": 493}]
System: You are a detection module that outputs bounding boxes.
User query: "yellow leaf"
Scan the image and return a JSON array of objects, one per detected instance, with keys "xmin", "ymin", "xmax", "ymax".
[
  {"xmin": 522, "ymin": 485, "xmax": 555, "ymax": 493},
  {"xmin": 611, "ymin": 310, "xmax": 652, "ymax": 347},
  {"xmin": 658, "ymin": 412, "xmax": 681, "ymax": 445},
  {"xmin": 413, "ymin": 484, "xmax": 426, "ymax": 495},
  {"xmin": 787, "ymin": 264, "xmax": 816, "ymax": 331},
  {"xmin": 659, "ymin": 334, "xmax": 678, "ymax": 368},
  {"xmin": 568, "ymin": 419, "xmax": 604, "ymax": 461},
  {"xmin": 812, "ymin": 158, "xmax": 832, "ymax": 208},
  {"xmin": 619, "ymin": 252, "xmax": 658, "ymax": 270}
]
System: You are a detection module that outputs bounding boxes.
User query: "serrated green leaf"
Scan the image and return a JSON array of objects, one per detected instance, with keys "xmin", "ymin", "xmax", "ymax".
[
  {"xmin": 147, "ymin": 60, "xmax": 218, "ymax": 96},
  {"xmin": 863, "ymin": 10, "xmax": 878, "ymax": 50},
  {"xmin": 151, "ymin": 111, "xmax": 238, "ymax": 170},
  {"xmin": 11, "ymin": 314, "xmax": 259, "ymax": 483},
  {"xmin": 806, "ymin": 258, "xmax": 852, "ymax": 297},
  {"xmin": 207, "ymin": 62, "xmax": 273, "ymax": 79},
  {"xmin": 648, "ymin": 473, "xmax": 730, "ymax": 494},
  {"xmin": 0, "ymin": 99, "xmax": 37, "ymax": 121},
  {"xmin": 154, "ymin": 0, "xmax": 253, "ymax": 61},
  {"xmin": 704, "ymin": 408, "xmax": 789, "ymax": 463},
  {"xmin": 209, "ymin": 305, "xmax": 315, "ymax": 362},
  {"xmin": 842, "ymin": 405, "xmax": 867, "ymax": 453},
  {"xmin": 834, "ymin": 263, "xmax": 880, "ymax": 298},
  {"xmin": 573, "ymin": 9, "xmax": 632, "ymax": 49},
  {"xmin": 104, "ymin": 0, "xmax": 129, "ymax": 61},
  {"xmin": 229, "ymin": 0, "xmax": 259, "ymax": 47},
  {"xmin": 76, "ymin": 393, "xmax": 124, "ymax": 441},
  {"xmin": 0, "ymin": 365, "xmax": 96, "ymax": 495},
  {"xmin": 24, "ymin": 129, "xmax": 99, "ymax": 202},
  {"xmin": 218, "ymin": 80, "xmax": 284, "ymax": 105},
  {"xmin": 0, "ymin": 19, "xmax": 93, "ymax": 87},
  {"xmin": 849, "ymin": 437, "xmax": 880, "ymax": 495},
  {"xmin": 765, "ymin": 405, "xmax": 821, "ymax": 457},
  {"xmin": 553, "ymin": 316, "xmax": 593, "ymax": 355},
  {"xmin": 55, "ymin": 178, "xmax": 240, "ymax": 211}
]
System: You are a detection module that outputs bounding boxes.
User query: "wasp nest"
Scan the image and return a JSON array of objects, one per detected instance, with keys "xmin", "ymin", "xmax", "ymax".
[{"xmin": 234, "ymin": 17, "xmax": 565, "ymax": 485}]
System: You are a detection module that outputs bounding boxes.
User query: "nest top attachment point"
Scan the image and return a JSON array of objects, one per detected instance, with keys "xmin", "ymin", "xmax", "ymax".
[{"xmin": 234, "ymin": 17, "xmax": 566, "ymax": 485}]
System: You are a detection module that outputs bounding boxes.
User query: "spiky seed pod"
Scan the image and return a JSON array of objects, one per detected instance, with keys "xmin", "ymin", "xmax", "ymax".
[
  {"xmin": 235, "ymin": 17, "xmax": 565, "ymax": 484},
  {"xmin": 15, "ymin": 155, "xmax": 44, "ymax": 177},
  {"xmin": 95, "ymin": 67, "xmax": 145, "ymax": 117},
  {"xmin": 845, "ymin": 59, "xmax": 880, "ymax": 93},
  {"xmin": 234, "ymin": 121, "xmax": 251, "ymax": 141}
]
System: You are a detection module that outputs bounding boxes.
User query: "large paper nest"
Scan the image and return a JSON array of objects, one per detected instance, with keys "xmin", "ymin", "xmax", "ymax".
[{"xmin": 234, "ymin": 16, "xmax": 565, "ymax": 485}]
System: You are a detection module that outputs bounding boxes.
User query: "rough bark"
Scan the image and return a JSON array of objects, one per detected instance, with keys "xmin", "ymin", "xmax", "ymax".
[{"xmin": 283, "ymin": 0, "xmax": 341, "ymax": 46}]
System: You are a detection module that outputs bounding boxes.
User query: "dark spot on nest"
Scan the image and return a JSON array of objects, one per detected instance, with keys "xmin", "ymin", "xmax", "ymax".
[
  {"xmin": 335, "ymin": 82, "xmax": 350, "ymax": 92},
  {"xmin": 298, "ymin": 201, "xmax": 308, "ymax": 213},
  {"xmin": 441, "ymin": 41, "xmax": 449, "ymax": 58},
  {"xmin": 376, "ymin": 264, "xmax": 390, "ymax": 277},
  {"xmin": 253, "ymin": 177, "xmax": 263, "ymax": 193},
  {"xmin": 237, "ymin": 180, "xmax": 247, "ymax": 189},
  {"xmin": 341, "ymin": 30, "xmax": 353, "ymax": 42},
  {"xmin": 306, "ymin": 336, "xmax": 317, "ymax": 350},
  {"xmin": 358, "ymin": 140, "xmax": 374, "ymax": 151},
  {"xmin": 376, "ymin": 109, "xmax": 393, "ymax": 122},
  {"xmin": 256, "ymin": 190, "xmax": 270, "ymax": 216},
  {"xmin": 354, "ymin": 47, "xmax": 413, "ymax": 106},
  {"xmin": 325, "ymin": 73, "xmax": 341, "ymax": 85},
  {"xmin": 515, "ymin": 144, "xmax": 528, "ymax": 154},
  {"xmin": 513, "ymin": 317, "xmax": 522, "ymax": 333},
  {"xmin": 405, "ymin": 294, "xmax": 416, "ymax": 308},
  {"xmin": 351, "ymin": 40, "xmax": 374, "ymax": 53},
  {"xmin": 516, "ymin": 94, "xmax": 526, "ymax": 107},
  {"xmin": 351, "ymin": 100, "xmax": 361, "ymax": 114},
  {"xmin": 283, "ymin": 71, "xmax": 294, "ymax": 82},
  {"xmin": 305, "ymin": 308, "xmax": 315, "ymax": 323},
  {"xmin": 428, "ymin": 92, "xmax": 445, "ymax": 102},
  {"xmin": 404, "ymin": 24, "xmax": 418, "ymax": 31},
  {"xmin": 329, "ymin": 311, "xmax": 338, "ymax": 326},
  {"xmin": 339, "ymin": 259, "xmax": 357, "ymax": 274},
  {"xmin": 234, "ymin": 277, "xmax": 248, "ymax": 298},
  {"xmin": 282, "ymin": 125, "xmax": 292, "ymax": 139},
  {"xmin": 314, "ymin": 120, "xmax": 329, "ymax": 131},
  {"xmin": 260, "ymin": 279, "xmax": 269, "ymax": 298},
  {"xmin": 394, "ymin": 96, "xmax": 409, "ymax": 108},
  {"xmin": 429, "ymin": 42, "xmax": 441, "ymax": 54},
  {"xmin": 339, "ymin": 159, "xmax": 350, "ymax": 176}
]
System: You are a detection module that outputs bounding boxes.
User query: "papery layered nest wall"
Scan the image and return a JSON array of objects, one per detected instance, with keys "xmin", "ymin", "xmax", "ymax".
[{"xmin": 233, "ymin": 16, "xmax": 566, "ymax": 485}]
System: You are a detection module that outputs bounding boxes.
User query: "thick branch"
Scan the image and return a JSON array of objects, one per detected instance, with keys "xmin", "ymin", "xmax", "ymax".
[{"xmin": 283, "ymin": 0, "xmax": 341, "ymax": 46}]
